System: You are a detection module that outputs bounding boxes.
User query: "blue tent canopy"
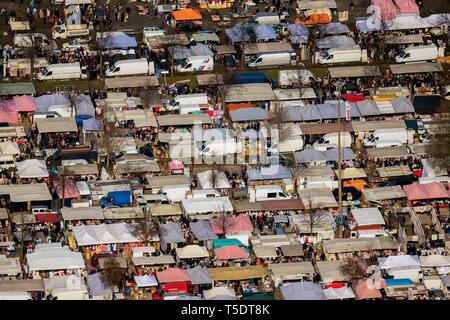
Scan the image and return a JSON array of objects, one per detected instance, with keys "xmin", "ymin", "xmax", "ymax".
[
  {"xmin": 190, "ymin": 220, "xmax": 218, "ymax": 241},
  {"xmin": 99, "ymin": 32, "xmax": 137, "ymax": 49},
  {"xmin": 386, "ymin": 278, "xmax": 414, "ymax": 286},
  {"xmin": 287, "ymin": 24, "xmax": 309, "ymax": 44},
  {"xmin": 225, "ymin": 26, "xmax": 250, "ymax": 43},
  {"xmin": 83, "ymin": 118, "xmax": 103, "ymax": 132},
  {"xmin": 213, "ymin": 238, "xmax": 244, "ymax": 248},
  {"xmin": 254, "ymin": 25, "xmax": 276, "ymax": 41}
]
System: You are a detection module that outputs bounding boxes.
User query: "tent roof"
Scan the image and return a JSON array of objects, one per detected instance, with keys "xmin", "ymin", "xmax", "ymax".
[
  {"xmin": 132, "ymin": 255, "xmax": 175, "ymax": 266},
  {"xmin": 299, "ymin": 122, "xmax": 354, "ymax": 135},
  {"xmin": 230, "ymin": 107, "xmax": 269, "ymax": 122},
  {"xmin": 203, "ymin": 286, "xmax": 236, "ymax": 300},
  {"xmin": 328, "ymin": 66, "xmax": 381, "ymax": 78},
  {"xmin": 366, "ymin": 146, "xmax": 411, "ymax": 159},
  {"xmin": 104, "ymin": 76, "xmax": 159, "ymax": 89},
  {"xmin": 35, "ymin": 117, "xmax": 78, "ymax": 133},
  {"xmin": 324, "ymin": 286, "xmax": 355, "ymax": 300},
  {"xmin": 254, "ymin": 25, "xmax": 276, "ymax": 41},
  {"xmin": 337, "ymin": 167, "xmax": 367, "ymax": 179},
  {"xmin": 322, "ymin": 237, "xmax": 397, "ymax": 254},
  {"xmin": 63, "ymin": 163, "xmax": 99, "ymax": 176},
  {"xmin": 207, "ymin": 265, "xmax": 266, "ymax": 281},
  {"xmin": 159, "ymin": 222, "xmax": 186, "ymax": 245},
  {"xmin": 319, "ymin": 22, "xmax": 350, "ymax": 35},
  {"xmin": 186, "ymin": 266, "xmax": 213, "ymax": 285},
  {"xmin": 157, "ymin": 114, "xmax": 210, "ymax": 126},
  {"xmin": 280, "ymin": 245, "xmax": 305, "ymax": 257},
  {"xmin": 259, "ymin": 199, "xmax": 305, "ymax": 211},
  {"xmin": 379, "ymin": 255, "xmax": 420, "ymax": 269},
  {"xmin": 26, "ymin": 246, "xmax": 85, "ymax": 271},
  {"xmin": 362, "ymin": 185, "xmax": 406, "ymax": 201},
  {"xmin": 156, "ymin": 268, "xmax": 190, "ymax": 283},
  {"xmin": 215, "ymin": 245, "xmax": 249, "ymax": 260},
  {"xmin": 149, "ymin": 204, "xmax": 182, "ymax": 217},
  {"xmin": 0, "ymin": 279, "xmax": 44, "ymax": 292},
  {"xmin": 176, "ymin": 245, "xmax": 209, "ymax": 259},
  {"xmin": 297, "ymin": 188, "xmax": 338, "ymax": 209},
  {"xmin": 13, "ymin": 95, "xmax": 37, "ymax": 112},
  {"xmin": 247, "ymin": 165, "xmax": 292, "ymax": 181},
  {"xmin": 351, "ymin": 207, "xmax": 385, "ymax": 226},
  {"xmin": 270, "ymin": 262, "xmax": 315, "ymax": 277},
  {"xmin": 61, "ymin": 206, "xmax": 104, "ymax": 221},
  {"xmin": 133, "ymin": 275, "xmax": 158, "ymax": 287},
  {"xmin": 403, "ymin": 182, "xmax": 448, "ymax": 200},
  {"xmin": 16, "ymin": 159, "xmax": 49, "ymax": 178},
  {"xmin": 182, "ymin": 197, "xmax": 234, "ymax": 215},
  {"xmin": 253, "ymin": 246, "xmax": 278, "ymax": 259},
  {"xmin": 390, "ymin": 62, "xmax": 443, "ymax": 74},
  {"xmin": 0, "ymin": 183, "xmax": 52, "ymax": 202},
  {"xmin": 72, "ymin": 223, "xmax": 140, "ymax": 246},
  {"xmin": 419, "ymin": 255, "xmax": 450, "ymax": 267},
  {"xmin": 172, "ymin": 8, "xmax": 202, "ymax": 21},
  {"xmin": 86, "ymin": 273, "xmax": 112, "ymax": 297},
  {"xmin": 98, "ymin": 32, "xmax": 137, "ymax": 49},
  {"xmin": 190, "ymin": 220, "xmax": 218, "ymax": 241},
  {"xmin": 352, "ymin": 279, "xmax": 382, "ymax": 300},
  {"xmin": 0, "ymin": 82, "xmax": 35, "ymax": 96},
  {"xmin": 225, "ymin": 83, "xmax": 276, "ymax": 103},
  {"xmin": 316, "ymin": 260, "xmax": 346, "ymax": 283},
  {"xmin": 296, "ymin": 0, "xmax": 337, "ymax": 10},
  {"xmin": 243, "ymin": 42, "xmax": 293, "ymax": 55},
  {"xmin": 280, "ymin": 281, "xmax": 326, "ymax": 300},
  {"xmin": 0, "ymin": 141, "xmax": 20, "ymax": 155}
]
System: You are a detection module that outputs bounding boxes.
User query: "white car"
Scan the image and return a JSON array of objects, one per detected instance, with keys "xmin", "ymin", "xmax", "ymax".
[{"xmin": 62, "ymin": 38, "xmax": 91, "ymax": 50}]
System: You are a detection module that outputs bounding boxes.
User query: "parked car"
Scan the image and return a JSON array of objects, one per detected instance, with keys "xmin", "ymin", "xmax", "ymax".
[
  {"xmin": 176, "ymin": 23, "xmax": 202, "ymax": 33},
  {"xmin": 224, "ymin": 54, "xmax": 237, "ymax": 70}
]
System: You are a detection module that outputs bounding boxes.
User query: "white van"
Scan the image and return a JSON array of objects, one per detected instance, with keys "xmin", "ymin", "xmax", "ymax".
[
  {"xmin": 52, "ymin": 24, "xmax": 89, "ymax": 40},
  {"xmin": 253, "ymin": 13, "xmax": 284, "ymax": 25},
  {"xmin": 362, "ymin": 128, "xmax": 409, "ymax": 147},
  {"xmin": 395, "ymin": 44, "xmax": 439, "ymax": 63},
  {"xmin": 169, "ymin": 93, "xmax": 208, "ymax": 111},
  {"xmin": 278, "ymin": 69, "xmax": 321, "ymax": 87},
  {"xmin": 179, "ymin": 104, "xmax": 202, "ymax": 115},
  {"xmin": 248, "ymin": 185, "xmax": 291, "ymax": 202},
  {"xmin": 318, "ymin": 47, "xmax": 365, "ymax": 64},
  {"xmin": 37, "ymin": 62, "xmax": 86, "ymax": 80},
  {"xmin": 248, "ymin": 51, "xmax": 296, "ymax": 68},
  {"xmin": 143, "ymin": 25, "xmax": 166, "ymax": 38},
  {"xmin": 313, "ymin": 132, "xmax": 352, "ymax": 151},
  {"xmin": 175, "ymin": 55, "xmax": 214, "ymax": 73},
  {"xmin": 106, "ymin": 58, "xmax": 152, "ymax": 77},
  {"xmin": 0, "ymin": 154, "xmax": 16, "ymax": 170}
]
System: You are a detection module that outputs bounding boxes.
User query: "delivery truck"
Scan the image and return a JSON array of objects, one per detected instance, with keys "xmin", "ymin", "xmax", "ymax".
[
  {"xmin": 52, "ymin": 23, "xmax": 90, "ymax": 40},
  {"xmin": 248, "ymin": 185, "xmax": 291, "ymax": 202},
  {"xmin": 318, "ymin": 46, "xmax": 366, "ymax": 64},
  {"xmin": 106, "ymin": 58, "xmax": 153, "ymax": 77},
  {"xmin": 168, "ymin": 93, "xmax": 208, "ymax": 111},
  {"xmin": 174, "ymin": 55, "xmax": 214, "ymax": 73},
  {"xmin": 395, "ymin": 44, "xmax": 439, "ymax": 63},
  {"xmin": 248, "ymin": 51, "xmax": 296, "ymax": 68},
  {"xmin": 37, "ymin": 62, "xmax": 87, "ymax": 80},
  {"xmin": 253, "ymin": 12, "xmax": 285, "ymax": 25},
  {"xmin": 313, "ymin": 132, "xmax": 353, "ymax": 151},
  {"xmin": 362, "ymin": 128, "xmax": 411, "ymax": 148},
  {"xmin": 99, "ymin": 191, "xmax": 132, "ymax": 208}
]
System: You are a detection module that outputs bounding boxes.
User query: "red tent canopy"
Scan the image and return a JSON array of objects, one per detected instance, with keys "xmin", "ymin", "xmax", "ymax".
[
  {"xmin": 403, "ymin": 182, "xmax": 448, "ymax": 201},
  {"xmin": 352, "ymin": 279, "xmax": 383, "ymax": 300},
  {"xmin": 156, "ymin": 268, "xmax": 190, "ymax": 284},
  {"xmin": 13, "ymin": 95, "xmax": 37, "ymax": 112},
  {"xmin": 341, "ymin": 93, "xmax": 365, "ymax": 103},
  {"xmin": 210, "ymin": 214, "xmax": 253, "ymax": 234},
  {"xmin": 215, "ymin": 245, "xmax": 249, "ymax": 260},
  {"xmin": 54, "ymin": 180, "xmax": 80, "ymax": 199},
  {"xmin": 35, "ymin": 213, "xmax": 60, "ymax": 224}
]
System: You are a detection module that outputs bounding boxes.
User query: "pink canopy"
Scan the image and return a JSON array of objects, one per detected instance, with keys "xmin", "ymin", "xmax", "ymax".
[
  {"xmin": 394, "ymin": 0, "xmax": 419, "ymax": 15},
  {"xmin": 352, "ymin": 279, "xmax": 383, "ymax": 300},
  {"xmin": 403, "ymin": 182, "xmax": 449, "ymax": 201},
  {"xmin": 371, "ymin": 0, "xmax": 398, "ymax": 20},
  {"xmin": 0, "ymin": 100, "xmax": 19, "ymax": 123},
  {"xmin": 215, "ymin": 245, "xmax": 249, "ymax": 260},
  {"xmin": 54, "ymin": 180, "xmax": 80, "ymax": 199},
  {"xmin": 13, "ymin": 95, "xmax": 37, "ymax": 112},
  {"xmin": 156, "ymin": 268, "xmax": 190, "ymax": 283},
  {"xmin": 168, "ymin": 160, "xmax": 184, "ymax": 171},
  {"xmin": 228, "ymin": 214, "xmax": 253, "ymax": 233},
  {"xmin": 210, "ymin": 214, "xmax": 253, "ymax": 234}
]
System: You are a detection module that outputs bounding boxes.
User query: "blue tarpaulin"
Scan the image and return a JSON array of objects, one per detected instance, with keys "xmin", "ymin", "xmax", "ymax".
[
  {"xmin": 254, "ymin": 25, "xmax": 276, "ymax": 41},
  {"xmin": 213, "ymin": 238, "xmax": 244, "ymax": 248},
  {"xmin": 83, "ymin": 118, "xmax": 103, "ymax": 132},
  {"xmin": 225, "ymin": 26, "xmax": 250, "ymax": 43},
  {"xmin": 99, "ymin": 32, "xmax": 137, "ymax": 49},
  {"xmin": 287, "ymin": 24, "xmax": 309, "ymax": 44},
  {"xmin": 386, "ymin": 278, "xmax": 414, "ymax": 286}
]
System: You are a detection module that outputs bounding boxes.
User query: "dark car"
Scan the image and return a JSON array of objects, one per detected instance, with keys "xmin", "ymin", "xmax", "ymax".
[
  {"xmin": 333, "ymin": 186, "xmax": 362, "ymax": 201},
  {"xmin": 176, "ymin": 23, "xmax": 202, "ymax": 33},
  {"xmin": 378, "ymin": 175, "xmax": 417, "ymax": 187},
  {"xmin": 224, "ymin": 54, "xmax": 237, "ymax": 70}
]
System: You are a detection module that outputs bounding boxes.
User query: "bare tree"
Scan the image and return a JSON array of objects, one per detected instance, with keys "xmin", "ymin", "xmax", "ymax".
[
  {"xmin": 339, "ymin": 255, "xmax": 368, "ymax": 281},
  {"xmin": 96, "ymin": 112, "xmax": 122, "ymax": 170},
  {"xmin": 130, "ymin": 218, "xmax": 159, "ymax": 246},
  {"xmin": 425, "ymin": 108, "xmax": 450, "ymax": 172},
  {"xmin": 57, "ymin": 165, "xmax": 69, "ymax": 209},
  {"xmin": 211, "ymin": 210, "xmax": 234, "ymax": 238},
  {"xmin": 268, "ymin": 99, "xmax": 292, "ymax": 144},
  {"xmin": 101, "ymin": 258, "xmax": 125, "ymax": 289},
  {"xmin": 215, "ymin": 73, "xmax": 232, "ymax": 110}
]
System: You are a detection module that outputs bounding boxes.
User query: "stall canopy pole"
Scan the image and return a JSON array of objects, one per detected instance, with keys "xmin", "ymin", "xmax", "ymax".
[{"xmin": 337, "ymin": 90, "xmax": 343, "ymax": 221}]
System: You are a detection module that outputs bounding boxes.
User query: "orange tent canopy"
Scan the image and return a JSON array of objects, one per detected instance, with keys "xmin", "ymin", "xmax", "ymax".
[
  {"xmin": 172, "ymin": 8, "xmax": 202, "ymax": 21},
  {"xmin": 227, "ymin": 103, "xmax": 255, "ymax": 112}
]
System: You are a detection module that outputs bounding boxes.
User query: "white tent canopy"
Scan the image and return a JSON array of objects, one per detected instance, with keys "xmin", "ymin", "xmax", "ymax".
[
  {"xmin": 324, "ymin": 286, "xmax": 355, "ymax": 300},
  {"xmin": 203, "ymin": 286, "xmax": 237, "ymax": 300},
  {"xmin": 0, "ymin": 141, "xmax": 20, "ymax": 155},
  {"xmin": 176, "ymin": 245, "xmax": 209, "ymax": 259},
  {"xmin": 379, "ymin": 255, "xmax": 420, "ymax": 270},
  {"xmin": 133, "ymin": 275, "xmax": 158, "ymax": 287},
  {"xmin": 351, "ymin": 208, "xmax": 385, "ymax": 227},
  {"xmin": 26, "ymin": 245, "xmax": 85, "ymax": 272},
  {"xmin": 16, "ymin": 159, "xmax": 49, "ymax": 179},
  {"xmin": 0, "ymin": 183, "xmax": 52, "ymax": 202},
  {"xmin": 182, "ymin": 197, "xmax": 234, "ymax": 215},
  {"xmin": 197, "ymin": 170, "xmax": 231, "ymax": 189},
  {"xmin": 72, "ymin": 223, "xmax": 140, "ymax": 246},
  {"xmin": 419, "ymin": 255, "xmax": 450, "ymax": 267}
]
